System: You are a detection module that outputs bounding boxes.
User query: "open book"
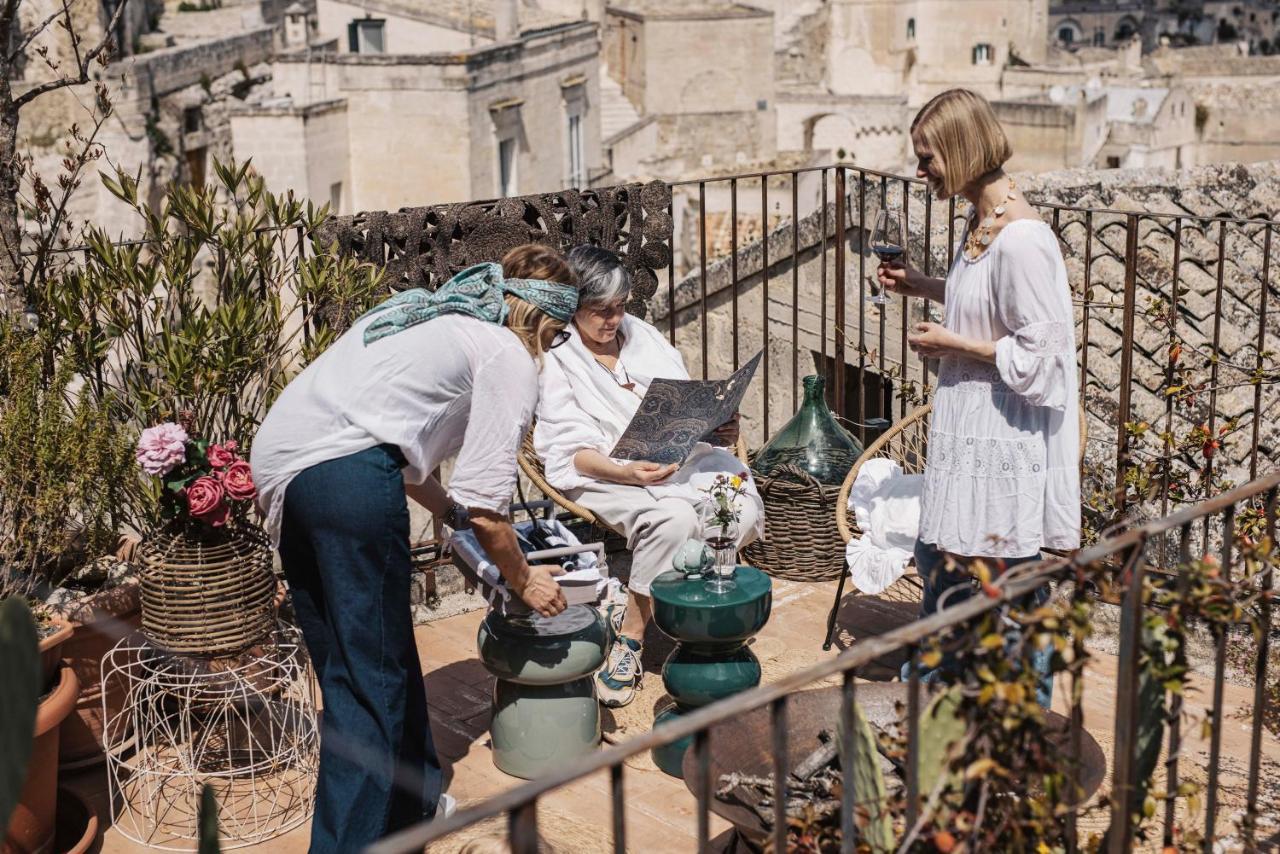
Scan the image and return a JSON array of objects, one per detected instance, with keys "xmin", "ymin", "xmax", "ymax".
[{"xmin": 609, "ymin": 350, "xmax": 762, "ymax": 465}]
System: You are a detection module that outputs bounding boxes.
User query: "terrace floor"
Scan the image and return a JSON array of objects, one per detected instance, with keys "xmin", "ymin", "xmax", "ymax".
[{"xmin": 65, "ymin": 574, "xmax": 1280, "ymax": 853}]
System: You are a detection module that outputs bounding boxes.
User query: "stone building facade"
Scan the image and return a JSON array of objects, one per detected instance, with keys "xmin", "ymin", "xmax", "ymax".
[
  {"xmin": 601, "ymin": 3, "xmax": 778, "ymax": 180},
  {"xmin": 1050, "ymin": 0, "xmax": 1280, "ymax": 51},
  {"xmin": 229, "ymin": 18, "xmax": 603, "ymax": 212},
  {"xmin": 15, "ymin": 0, "xmax": 280, "ymax": 239}
]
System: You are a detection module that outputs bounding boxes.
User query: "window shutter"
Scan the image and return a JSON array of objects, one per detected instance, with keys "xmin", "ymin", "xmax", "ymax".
[{"xmin": 348, "ymin": 21, "xmax": 359, "ymax": 52}]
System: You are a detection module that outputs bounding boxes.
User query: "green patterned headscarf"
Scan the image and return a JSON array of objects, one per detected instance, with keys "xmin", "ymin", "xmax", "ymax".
[{"xmin": 361, "ymin": 262, "xmax": 579, "ymax": 345}]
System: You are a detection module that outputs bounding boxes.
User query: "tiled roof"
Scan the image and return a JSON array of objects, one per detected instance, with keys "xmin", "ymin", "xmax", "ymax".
[{"xmin": 1019, "ymin": 162, "xmax": 1280, "ymax": 485}]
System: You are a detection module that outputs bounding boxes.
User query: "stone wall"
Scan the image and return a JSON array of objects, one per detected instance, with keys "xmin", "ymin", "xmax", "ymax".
[
  {"xmin": 118, "ymin": 27, "xmax": 276, "ymax": 99},
  {"xmin": 775, "ymin": 94, "xmax": 907, "ymax": 171},
  {"xmin": 1149, "ymin": 43, "xmax": 1280, "ymax": 79},
  {"xmin": 1188, "ymin": 80, "xmax": 1280, "ymax": 165},
  {"xmin": 603, "ymin": 4, "xmax": 774, "ymax": 117},
  {"xmin": 229, "ymin": 98, "xmax": 351, "ymax": 209}
]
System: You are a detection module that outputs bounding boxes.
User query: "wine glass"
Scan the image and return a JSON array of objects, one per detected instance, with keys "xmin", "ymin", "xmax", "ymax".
[
  {"xmin": 698, "ymin": 501, "xmax": 740, "ymax": 594},
  {"xmin": 867, "ymin": 208, "xmax": 905, "ymax": 306}
]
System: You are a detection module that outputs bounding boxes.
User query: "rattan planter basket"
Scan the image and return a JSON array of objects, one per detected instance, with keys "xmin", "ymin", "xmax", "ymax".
[
  {"xmin": 742, "ymin": 460, "xmax": 856, "ymax": 582},
  {"xmin": 137, "ymin": 524, "xmax": 276, "ymax": 656}
]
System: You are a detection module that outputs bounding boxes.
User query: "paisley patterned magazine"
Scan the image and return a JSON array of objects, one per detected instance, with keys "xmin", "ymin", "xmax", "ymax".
[{"xmin": 609, "ymin": 350, "xmax": 762, "ymax": 465}]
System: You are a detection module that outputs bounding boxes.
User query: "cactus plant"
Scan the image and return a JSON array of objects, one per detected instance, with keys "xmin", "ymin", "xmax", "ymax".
[
  {"xmin": 0, "ymin": 597, "xmax": 41, "ymax": 835},
  {"xmin": 837, "ymin": 699, "xmax": 895, "ymax": 852},
  {"xmin": 916, "ymin": 686, "xmax": 967, "ymax": 800},
  {"xmin": 198, "ymin": 784, "xmax": 221, "ymax": 853}
]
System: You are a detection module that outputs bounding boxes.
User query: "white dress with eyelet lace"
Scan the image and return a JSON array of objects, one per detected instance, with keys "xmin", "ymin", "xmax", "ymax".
[{"xmin": 918, "ymin": 218, "xmax": 1081, "ymax": 558}]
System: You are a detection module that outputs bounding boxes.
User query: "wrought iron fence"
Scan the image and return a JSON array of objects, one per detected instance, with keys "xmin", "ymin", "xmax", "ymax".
[
  {"xmin": 651, "ymin": 164, "xmax": 1278, "ymax": 529},
  {"xmin": 368, "ymin": 472, "xmax": 1278, "ymax": 854},
  {"xmin": 24, "ymin": 162, "xmax": 1280, "ymax": 850}
]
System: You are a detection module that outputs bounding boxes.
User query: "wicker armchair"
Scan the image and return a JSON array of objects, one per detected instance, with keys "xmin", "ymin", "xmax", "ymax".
[
  {"xmin": 821, "ymin": 403, "xmax": 1089, "ymax": 650},
  {"xmin": 517, "ymin": 428, "xmax": 750, "ymax": 536}
]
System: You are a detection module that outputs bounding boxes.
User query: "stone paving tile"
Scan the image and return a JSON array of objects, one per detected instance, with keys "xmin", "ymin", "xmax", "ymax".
[{"xmin": 71, "ymin": 571, "xmax": 1279, "ymax": 853}]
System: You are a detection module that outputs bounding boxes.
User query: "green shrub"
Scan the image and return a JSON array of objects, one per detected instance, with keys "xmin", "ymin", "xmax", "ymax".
[
  {"xmin": 0, "ymin": 324, "xmax": 132, "ymax": 595},
  {"xmin": 34, "ymin": 158, "xmax": 385, "ymax": 531}
]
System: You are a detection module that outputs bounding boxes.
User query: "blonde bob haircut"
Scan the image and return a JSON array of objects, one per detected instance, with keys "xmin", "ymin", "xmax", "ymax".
[
  {"xmin": 910, "ymin": 88, "xmax": 1012, "ymax": 199},
  {"xmin": 500, "ymin": 244, "xmax": 578, "ymax": 360}
]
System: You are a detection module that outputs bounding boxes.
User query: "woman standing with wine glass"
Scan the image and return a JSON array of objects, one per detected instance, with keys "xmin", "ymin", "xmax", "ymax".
[{"xmin": 878, "ymin": 89, "xmax": 1080, "ymax": 707}]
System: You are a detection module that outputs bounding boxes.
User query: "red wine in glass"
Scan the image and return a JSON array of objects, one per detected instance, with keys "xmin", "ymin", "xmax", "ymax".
[{"xmin": 868, "ymin": 209, "xmax": 904, "ymax": 305}]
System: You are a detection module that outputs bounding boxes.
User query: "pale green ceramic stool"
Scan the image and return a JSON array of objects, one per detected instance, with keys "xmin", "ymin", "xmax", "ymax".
[{"xmin": 476, "ymin": 605, "xmax": 609, "ymax": 780}]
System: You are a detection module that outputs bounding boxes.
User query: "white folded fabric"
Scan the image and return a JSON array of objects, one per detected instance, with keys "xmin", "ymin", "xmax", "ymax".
[{"xmin": 844, "ymin": 459, "xmax": 923, "ymax": 595}]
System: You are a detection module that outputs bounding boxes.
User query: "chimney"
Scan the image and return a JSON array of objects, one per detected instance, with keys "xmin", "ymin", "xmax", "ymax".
[{"xmin": 495, "ymin": 0, "xmax": 519, "ymax": 41}]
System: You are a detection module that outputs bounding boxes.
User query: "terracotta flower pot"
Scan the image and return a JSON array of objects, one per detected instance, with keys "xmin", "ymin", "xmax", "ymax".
[
  {"xmin": 3, "ymin": 662, "xmax": 80, "ymax": 854},
  {"xmin": 51, "ymin": 788, "xmax": 98, "ymax": 854},
  {"xmin": 36, "ymin": 617, "xmax": 73, "ymax": 692},
  {"xmin": 50, "ymin": 578, "xmax": 142, "ymax": 769}
]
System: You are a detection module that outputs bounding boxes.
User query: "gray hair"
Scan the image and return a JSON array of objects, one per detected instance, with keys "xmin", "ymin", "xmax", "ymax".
[{"xmin": 567, "ymin": 245, "xmax": 631, "ymax": 308}]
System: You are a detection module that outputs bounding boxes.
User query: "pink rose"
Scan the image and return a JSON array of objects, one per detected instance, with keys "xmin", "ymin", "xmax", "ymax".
[
  {"xmin": 185, "ymin": 476, "xmax": 228, "ymax": 527},
  {"xmin": 219, "ymin": 460, "xmax": 257, "ymax": 502},
  {"xmin": 137, "ymin": 423, "xmax": 189, "ymax": 476},
  {"xmin": 207, "ymin": 443, "xmax": 236, "ymax": 469}
]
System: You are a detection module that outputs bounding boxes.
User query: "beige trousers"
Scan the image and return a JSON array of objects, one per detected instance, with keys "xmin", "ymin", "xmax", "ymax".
[{"xmin": 568, "ymin": 481, "xmax": 761, "ymax": 595}]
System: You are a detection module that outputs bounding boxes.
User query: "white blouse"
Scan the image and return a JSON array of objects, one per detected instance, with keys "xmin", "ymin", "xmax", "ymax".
[
  {"xmin": 533, "ymin": 315, "xmax": 764, "ymax": 537},
  {"xmin": 251, "ymin": 313, "xmax": 539, "ymax": 547},
  {"xmin": 918, "ymin": 218, "xmax": 1081, "ymax": 558}
]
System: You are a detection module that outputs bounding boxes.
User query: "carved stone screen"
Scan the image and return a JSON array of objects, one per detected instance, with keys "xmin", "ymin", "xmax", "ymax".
[{"xmin": 315, "ymin": 181, "xmax": 673, "ymax": 318}]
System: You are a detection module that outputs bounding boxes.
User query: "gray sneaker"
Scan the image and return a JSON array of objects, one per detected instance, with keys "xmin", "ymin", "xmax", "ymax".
[{"xmin": 597, "ymin": 638, "xmax": 642, "ymax": 708}]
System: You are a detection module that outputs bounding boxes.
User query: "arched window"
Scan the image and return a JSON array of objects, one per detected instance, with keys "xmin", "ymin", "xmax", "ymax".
[
  {"xmin": 907, "ymin": 17, "xmax": 915, "ymax": 40},
  {"xmin": 972, "ymin": 43, "xmax": 993, "ymax": 64},
  {"xmin": 1058, "ymin": 26, "xmax": 1075, "ymax": 44}
]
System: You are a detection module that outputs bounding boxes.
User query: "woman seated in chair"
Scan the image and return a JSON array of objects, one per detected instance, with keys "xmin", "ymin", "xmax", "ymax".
[{"xmin": 533, "ymin": 246, "xmax": 764, "ymax": 707}]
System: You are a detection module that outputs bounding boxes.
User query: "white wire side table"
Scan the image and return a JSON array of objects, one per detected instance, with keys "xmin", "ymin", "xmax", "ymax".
[{"xmin": 101, "ymin": 628, "xmax": 319, "ymax": 850}]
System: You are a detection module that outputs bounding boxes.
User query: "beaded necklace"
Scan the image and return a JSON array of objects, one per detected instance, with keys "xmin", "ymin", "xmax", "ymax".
[{"xmin": 964, "ymin": 177, "xmax": 1018, "ymax": 259}]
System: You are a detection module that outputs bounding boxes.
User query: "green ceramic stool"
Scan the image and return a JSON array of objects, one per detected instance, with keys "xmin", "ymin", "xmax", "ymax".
[
  {"xmin": 649, "ymin": 565, "xmax": 772, "ymax": 777},
  {"xmin": 476, "ymin": 605, "xmax": 609, "ymax": 780}
]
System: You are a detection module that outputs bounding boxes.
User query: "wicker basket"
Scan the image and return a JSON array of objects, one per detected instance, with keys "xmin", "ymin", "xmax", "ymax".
[
  {"xmin": 137, "ymin": 524, "xmax": 276, "ymax": 656},
  {"xmin": 742, "ymin": 461, "xmax": 854, "ymax": 582}
]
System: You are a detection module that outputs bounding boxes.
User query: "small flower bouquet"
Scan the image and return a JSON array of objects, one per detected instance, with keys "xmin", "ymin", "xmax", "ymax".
[
  {"xmin": 700, "ymin": 472, "xmax": 749, "ymax": 532},
  {"xmin": 136, "ymin": 422, "xmax": 258, "ymax": 531},
  {"xmin": 698, "ymin": 472, "xmax": 749, "ymax": 592}
]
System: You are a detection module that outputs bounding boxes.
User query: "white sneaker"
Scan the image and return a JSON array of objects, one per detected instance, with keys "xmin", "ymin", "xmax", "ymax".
[
  {"xmin": 433, "ymin": 792, "xmax": 456, "ymax": 821},
  {"xmin": 597, "ymin": 638, "xmax": 642, "ymax": 708}
]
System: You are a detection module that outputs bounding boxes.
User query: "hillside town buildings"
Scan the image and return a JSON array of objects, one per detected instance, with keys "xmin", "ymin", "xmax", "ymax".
[{"xmin": 11, "ymin": 0, "xmax": 1280, "ymax": 242}]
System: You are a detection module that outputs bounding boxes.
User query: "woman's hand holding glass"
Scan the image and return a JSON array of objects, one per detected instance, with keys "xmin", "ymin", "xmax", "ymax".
[{"xmin": 878, "ymin": 259, "xmax": 938, "ymax": 301}]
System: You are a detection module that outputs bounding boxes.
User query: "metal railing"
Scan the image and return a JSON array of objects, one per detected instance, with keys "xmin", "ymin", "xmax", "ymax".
[
  {"xmin": 653, "ymin": 164, "xmax": 1278, "ymax": 511},
  {"xmin": 363, "ymin": 161, "xmax": 1280, "ymax": 852},
  {"xmin": 29, "ymin": 162, "xmax": 1279, "ymax": 849},
  {"xmin": 370, "ymin": 472, "xmax": 1278, "ymax": 854}
]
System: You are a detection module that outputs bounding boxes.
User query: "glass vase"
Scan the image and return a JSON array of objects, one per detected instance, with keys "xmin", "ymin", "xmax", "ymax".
[
  {"xmin": 752, "ymin": 374, "xmax": 864, "ymax": 485},
  {"xmin": 700, "ymin": 509, "xmax": 740, "ymax": 594}
]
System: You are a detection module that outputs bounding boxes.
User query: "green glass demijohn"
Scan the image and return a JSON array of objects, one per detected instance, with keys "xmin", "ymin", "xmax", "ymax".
[{"xmin": 752, "ymin": 374, "xmax": 863, "ymax": 485}]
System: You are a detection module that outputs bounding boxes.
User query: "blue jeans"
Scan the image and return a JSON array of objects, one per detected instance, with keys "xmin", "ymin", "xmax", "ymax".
[
  {"xmin": 908, "ymin": 539, "xmax": 1053, "ymax": 708},
  {"xmin": 279, "ymin": 444, "xmax": 443, "ymax": 853}
]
